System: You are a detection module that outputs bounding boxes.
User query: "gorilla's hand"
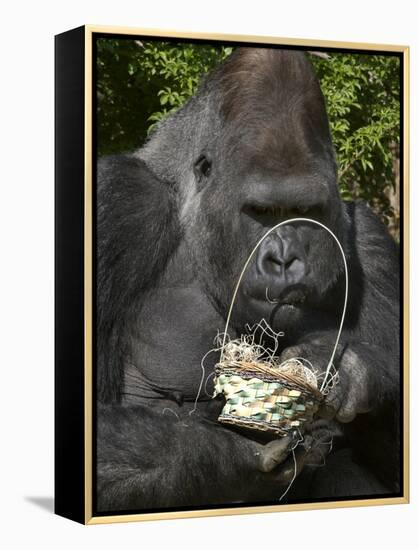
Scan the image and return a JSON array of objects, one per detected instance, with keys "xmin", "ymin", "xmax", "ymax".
[
  {"xmin": 320, "ymin": 347, "xmax": 372, "ymax": 422},
  {"xmin": 270, "ymin": 419, "xmax": 342, "ymax": 484},
  {"xmin": 280, "ymin": 337, "xmax": 372, "ymax": 423},
  {"xmin": 203, "ymin": 396, "xmax": 335, "ymax": 490},
  {"xmin": 203, "ymin": 395, "xmax": 299, "ymax": 478}
]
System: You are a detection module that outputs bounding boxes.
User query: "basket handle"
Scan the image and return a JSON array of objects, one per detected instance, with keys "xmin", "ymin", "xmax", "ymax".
[{"xmin": 220, "ymin": 218, "xmax": 348, "ymax": 393}]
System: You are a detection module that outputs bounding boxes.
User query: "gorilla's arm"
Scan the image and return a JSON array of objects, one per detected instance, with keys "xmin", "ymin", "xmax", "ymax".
[
  {"xmin": 97, "ymin": 404, "xmax": 298, "ymax": 511},
  {"xmin": 97, "ymin": 155, "xmax": 182, "ymax": 403},
  {"xmin": 333, "ymin": 201, "xmax": 399, "ymax": 417},
  {"xmin": 342, "ymin": 201, "xmax": 400, "ymax": 488}
]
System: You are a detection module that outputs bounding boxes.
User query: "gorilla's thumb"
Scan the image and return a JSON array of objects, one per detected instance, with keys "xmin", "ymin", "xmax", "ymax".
[{"xmin": 258, "ymin": 435, "xmax": 295, "ymax": 473}]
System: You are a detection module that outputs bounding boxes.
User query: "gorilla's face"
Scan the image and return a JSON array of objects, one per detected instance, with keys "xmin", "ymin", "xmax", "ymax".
[
  {"xmin": 194, "ymin": 155, "xmax": 344, "ymax": 335},
  {"xmin": 187, "ymin": 49, "xmax": 347, "ymax": 334}
]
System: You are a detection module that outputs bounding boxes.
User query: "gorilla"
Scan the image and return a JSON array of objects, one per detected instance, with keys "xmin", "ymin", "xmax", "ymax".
[{"xmin": 96, "ymin": 48, "xmax": 400, "ymax": 513}]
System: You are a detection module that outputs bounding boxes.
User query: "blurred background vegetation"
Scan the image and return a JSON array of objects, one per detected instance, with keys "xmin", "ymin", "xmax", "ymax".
[{"xmin": 96, "ymin": 39, "xmax": 401, "ymax": 239}]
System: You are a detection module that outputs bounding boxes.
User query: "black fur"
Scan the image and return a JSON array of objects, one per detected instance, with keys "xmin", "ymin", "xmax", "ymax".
[
  {"xmin": 96, "ymin": 48, "xmax": 400, "ymax": 512},
  {"xmin": 97, "ymin": 156, "xmax": 181, "ymax": 402}
]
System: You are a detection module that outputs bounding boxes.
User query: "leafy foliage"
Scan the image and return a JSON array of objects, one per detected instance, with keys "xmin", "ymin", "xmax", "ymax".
[
  {"xmin": 311, "ymin": 53, "xmax": 400, "ymax": 234},
  {"xmin": 96, "ymin": 41, "xmax": 400, "ymax": 237},
  {"xmin": 97, "ymin": 39, "xmax": 232, "ymax": 155}
]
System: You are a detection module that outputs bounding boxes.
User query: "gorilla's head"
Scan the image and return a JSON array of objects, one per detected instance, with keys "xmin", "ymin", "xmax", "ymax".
[{"xmin": 138, "ymin": 48, "xmax": 349, "ymax": 335}]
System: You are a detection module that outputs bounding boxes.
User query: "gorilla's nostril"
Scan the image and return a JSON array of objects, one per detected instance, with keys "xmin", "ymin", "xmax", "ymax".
[
  {"xmin": 285, "ymin": 257, "xmax": 297, "ymax": 270},
  {"xmin": 267, "ymin": 255, "xmax": 299, "ymax": 272},
  {"xmin": 285, "ymin": 257, "xmax": 306, "ymax": 278},
  {"xmin": 269, "ymin": 254, "xmax": 284, "ymax": 267},
  {"xmin": 264, "ymin": 254, "xmax": 287, "ymax": 276}
]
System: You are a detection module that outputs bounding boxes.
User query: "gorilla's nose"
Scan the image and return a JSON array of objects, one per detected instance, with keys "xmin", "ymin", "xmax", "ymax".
[
  {"xmin": 262, "ymin": 246, "xmax": 306, "ymax": 284},
  {"xmin": 257, "ymin": 228, "xmax": 308, "ymax": 287}
]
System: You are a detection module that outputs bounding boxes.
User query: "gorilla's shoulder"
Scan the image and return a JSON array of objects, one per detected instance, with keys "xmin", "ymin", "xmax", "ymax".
[
  {"xmin": 98, "ymin": 153, "xmax": 138, "ymax": 172},
  {"xmin": 97, "ymin": 153, "xmax": 175, "ymax": 216},
  {"xmin": 97, "ymin": 153, "xmax": 180, "ymax": 269},
  {"xmin": 344, "ymin": 199, "xmax": 397, "ymax": 241},
  {"xmin": 98, "ymin": 154, "xmax": 161, "ymax": 191},
  {"xmin": 344, "ymin": 199, "xmax": 399, "ymax": 267}
]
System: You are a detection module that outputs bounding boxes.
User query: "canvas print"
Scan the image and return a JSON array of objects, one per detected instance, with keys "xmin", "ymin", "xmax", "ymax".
[{"xmin": 94, "ymin": 36, "xmax": 402, "ymax": 515}]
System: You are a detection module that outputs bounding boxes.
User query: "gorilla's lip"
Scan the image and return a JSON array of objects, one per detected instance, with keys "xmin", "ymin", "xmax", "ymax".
[
  {"xmin": 275, "ymin": 303, "xmax": 298, "ymax": 313},
  {"xmin": 244, "ymin": 284, "xmax": 308, "ymax": 307},
  {"xmin": 277, "ymin": 287, "xmax": 308, "ymax": 305}
]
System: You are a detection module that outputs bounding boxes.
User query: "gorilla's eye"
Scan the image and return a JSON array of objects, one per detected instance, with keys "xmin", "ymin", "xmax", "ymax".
[
  {"xmin": 289, "ymin": 206, "xmax": 309, "ymax": 216},
  {"xmin": 243, "ymin": 204, "xmax": 323, "ymax": 226},
  {"xmin": 194, "ymin": 155, "xmax": 212, "ymax": 179}
]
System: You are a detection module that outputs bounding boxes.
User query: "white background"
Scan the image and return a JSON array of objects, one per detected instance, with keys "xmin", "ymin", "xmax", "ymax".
[{"xmin": 0, "ymin": 0, "xmax": 416, "ymax": 548}]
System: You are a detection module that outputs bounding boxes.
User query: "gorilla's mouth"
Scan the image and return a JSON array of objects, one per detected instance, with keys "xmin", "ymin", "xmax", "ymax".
[
  {"xmin": 236, "ymin": 283, "xmax": 310, "ymax": 331},
  {"xmin": 274, "ymin": 286, "xmax": 308, "ymax": 306},
  {"xmin": 247, "ymin": 283, "xmax": 309, "ymax": 308}
]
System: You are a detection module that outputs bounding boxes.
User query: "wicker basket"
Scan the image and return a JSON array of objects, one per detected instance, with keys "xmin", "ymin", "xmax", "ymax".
[{"xmin": 214, "ymin": 361, "xmax": 323, "ymax": 436}]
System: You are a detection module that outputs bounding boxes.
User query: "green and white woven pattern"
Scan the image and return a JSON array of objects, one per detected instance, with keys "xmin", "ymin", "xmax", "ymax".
[{"xmin": 214, "ymin": 368, "xmax": 322, "ymax": 436}]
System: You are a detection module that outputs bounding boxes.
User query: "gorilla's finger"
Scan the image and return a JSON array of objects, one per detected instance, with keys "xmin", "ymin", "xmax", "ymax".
[
  {"xmin": 258, "ymin": 435, "xmax": 295, "ymax": 473},
  {"xmin": 316, "ymin": 402, "xmax": 336, "ymax": 419},
  {"xmin": 306, "ymin": 418, "xmax": 334, "ymax": 433},
  {"xmin": 334, "ymin": 389, "xmax": 358, "ymax": 422},
  {"xmin": 275, "ymin": 447, "xmax": 307, "ymax": 483},
  {"xmin": 336, "ymin": 404, "xmax": 357, "ymax": 423},
  {"xmin": 323, "ymin": 386, "xmax": 343, "ymax": 414},
  {"xmin": 203, "ymin": 394, "xmax": 226, "ymax": 420},
  {"xmin": 279, "ymin": 345, "xmax": 303, "ymax": 362}
]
